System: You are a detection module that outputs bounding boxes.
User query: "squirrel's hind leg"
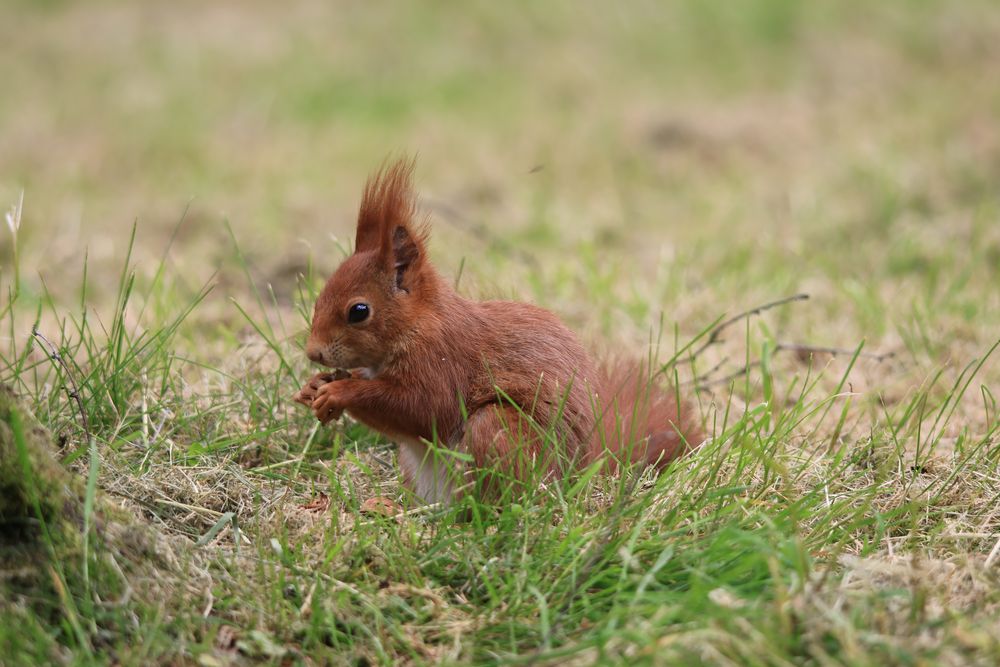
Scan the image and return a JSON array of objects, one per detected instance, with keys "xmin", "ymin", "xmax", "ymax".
[
  {"xmin": 461, "ymin": 405, "xmax": 553, "ymax": 500},
  {"xmin": 395, "ymin": 404, "xmax": 545, "ymax": 508}
]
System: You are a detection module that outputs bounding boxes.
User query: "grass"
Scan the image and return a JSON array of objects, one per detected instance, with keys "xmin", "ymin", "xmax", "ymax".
[{"xmin": 2, "ymin": 0, "xmax": 1000, "ymax": 664}]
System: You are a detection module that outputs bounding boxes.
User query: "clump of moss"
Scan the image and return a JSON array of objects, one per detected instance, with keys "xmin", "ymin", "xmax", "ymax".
[
  {"xmin": 0, "ymin": 386, "xmax": 197, "ymax": 660},
  {"xmin": 0, "ymin": 386, "xmax": 95, "ymax": 659},
  {"xmin": 0, "ymin": 386, "xmax": 84, "ymax": 550}
]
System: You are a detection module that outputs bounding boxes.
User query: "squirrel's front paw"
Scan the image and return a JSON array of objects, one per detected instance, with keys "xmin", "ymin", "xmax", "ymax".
[
  {"xmin": 293, "ymin": 372, "xmax": 332, "ymax": 406},
  {"xmin": 293, "ymin": 370, "xmax": 349, "ymax": 407},
  {"xmin": 312, "ymin": 381, "xmax": 347, "ymax": 424}
]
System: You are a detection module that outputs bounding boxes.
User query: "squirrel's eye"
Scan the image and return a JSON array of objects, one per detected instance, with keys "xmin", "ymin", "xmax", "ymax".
[{"xmin": 347, "ymin": 303, "xmax": 370, "ymax": 324}]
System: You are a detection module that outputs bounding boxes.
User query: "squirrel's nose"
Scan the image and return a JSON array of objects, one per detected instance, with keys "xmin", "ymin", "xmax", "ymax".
[{"xmin": 305, "ymin": 344, "xmax": 324, "ymax": 365}]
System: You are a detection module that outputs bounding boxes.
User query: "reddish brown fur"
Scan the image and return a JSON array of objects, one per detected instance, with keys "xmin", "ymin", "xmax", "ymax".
[{"xmin": 295, "ymin": 159, "xmax": 702, "ymax": 503}]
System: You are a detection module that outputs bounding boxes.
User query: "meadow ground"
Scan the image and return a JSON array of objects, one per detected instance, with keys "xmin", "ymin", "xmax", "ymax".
[{"xmin": 2, "ymin": 1, "xmax": 1000, "ymax": 664}]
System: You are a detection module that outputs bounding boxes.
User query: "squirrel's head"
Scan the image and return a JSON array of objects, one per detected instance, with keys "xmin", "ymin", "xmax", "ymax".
[{"xmin": 305, "ymin": 158, "xmax": 432, "ymax": 372}]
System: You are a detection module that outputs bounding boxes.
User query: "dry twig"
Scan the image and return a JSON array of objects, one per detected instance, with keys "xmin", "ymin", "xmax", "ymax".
[
  {"xmin": 673, "ymin": 294, "xmax": 897, "ymax": 391},
  {"xmin": 688, "ymin": 342, "xmax": 895, "ymax": 392},
  {"xmin": 31, "ymin": 326, "xmax": 92, "ymax": 445},
  {"xmin": 684, "ymin": 293, "xmax": 810, "ymax": 364}
]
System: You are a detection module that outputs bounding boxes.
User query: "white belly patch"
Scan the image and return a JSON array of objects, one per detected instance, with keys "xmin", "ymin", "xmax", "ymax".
[{"xmin": 396, "ymin": 437, "xmax": 460, "ymax": 505}]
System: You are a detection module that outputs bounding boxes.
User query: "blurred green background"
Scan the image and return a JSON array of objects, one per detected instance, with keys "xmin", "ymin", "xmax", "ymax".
[{"xmin": 2, "ymin": 0, "xmax": 999, "ymax": 374}]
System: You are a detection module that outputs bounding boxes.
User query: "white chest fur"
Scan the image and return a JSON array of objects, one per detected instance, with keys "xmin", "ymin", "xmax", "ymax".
[{"xmin": 396, "ymin": 437, "xmax": 460, "ymax": 505}]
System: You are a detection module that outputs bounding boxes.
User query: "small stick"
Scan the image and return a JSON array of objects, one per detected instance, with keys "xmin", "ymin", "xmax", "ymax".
[
  {"xmin": 691, "ymin": 361, "xmax": 763, "ymax": 391},
  {"xmin": 985, "ymin": 534, "xmax": 1000, "ymax": 568},
  {"xmin": 684, "ymin": 293, "xmax": 810, "ymax": 364},
  {"xmin": 31, "ymin": 327, "xmax": 92, "ymax": 445},
  {"xmin": 690, "ymin": 356, "xmax": 730, "ymax": 382},
  {"xmin": 688, "ymin": 342, "xmax": 894, "ymax": 391},
  {"xmin": 774, "ymin": 343, "xmax": 895, "ymax": 363}
]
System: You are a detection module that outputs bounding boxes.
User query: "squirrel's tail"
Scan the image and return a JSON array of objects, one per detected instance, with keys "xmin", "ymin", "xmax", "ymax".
[{"xmin": 591, "ymin": 359, "xmax": 703, "ymax": 471}]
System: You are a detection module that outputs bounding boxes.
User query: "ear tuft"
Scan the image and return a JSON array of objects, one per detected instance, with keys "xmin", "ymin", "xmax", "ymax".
[{"xmin": 355, "ymin": 157, "xmax": 416, "ymax": 254}]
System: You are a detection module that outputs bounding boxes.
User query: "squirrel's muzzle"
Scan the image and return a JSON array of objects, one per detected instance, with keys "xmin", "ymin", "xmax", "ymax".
[{"xmin": 305, "ymin": 343, "xmax": 326, "ymax": 365}]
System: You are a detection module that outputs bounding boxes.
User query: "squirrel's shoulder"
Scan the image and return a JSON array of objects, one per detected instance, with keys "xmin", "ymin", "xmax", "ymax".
[
  {"xmin": 472, "ymin": 299, "xmax": 566, "ymax": 326},
  {"xmin": 469, "ymin": 299, "xmax": 583, "ymax": 347}
]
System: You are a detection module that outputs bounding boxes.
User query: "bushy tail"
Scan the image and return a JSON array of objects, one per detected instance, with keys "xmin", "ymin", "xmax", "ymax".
[{"xmin": 591, "ymin": 360, "xmax": 703, "ymax": 471}]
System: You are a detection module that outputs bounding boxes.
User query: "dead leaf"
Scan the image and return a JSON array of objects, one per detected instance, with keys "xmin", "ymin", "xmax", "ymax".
[
  {"xmin": 299, "ymin": 493, "xmax": 330, "ymax": 513},
  {"xmin": 360, "ymin": 496, "xmax": 400, "ymax": 518}
]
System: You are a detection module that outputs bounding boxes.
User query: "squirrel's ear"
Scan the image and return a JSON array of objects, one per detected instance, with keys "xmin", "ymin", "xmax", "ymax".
[
  {"xmin": 355, "ymin": 157, "xmax": 415, "ymax": 255},
  {"xmin": 391, "ymin": 224, "xmax": 425, "ymax": 292},
  {"xmin": 355, "ymin": 214, "xmax": 383, "ymax": 254},
  {"xmin": 354, "ymin": 186, "xmax": 389, "ymax": 254}
]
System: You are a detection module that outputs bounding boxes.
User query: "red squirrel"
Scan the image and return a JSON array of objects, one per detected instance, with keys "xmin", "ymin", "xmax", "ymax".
[{"xmin": 293, "ymin": 159, "xmax": 702, "ymax": 503}]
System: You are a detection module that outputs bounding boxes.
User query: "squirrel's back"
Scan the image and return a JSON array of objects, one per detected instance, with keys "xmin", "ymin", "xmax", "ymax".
[{"xmin": 456, "ymin": 300, "xmax": 701, "ymax": 471}]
